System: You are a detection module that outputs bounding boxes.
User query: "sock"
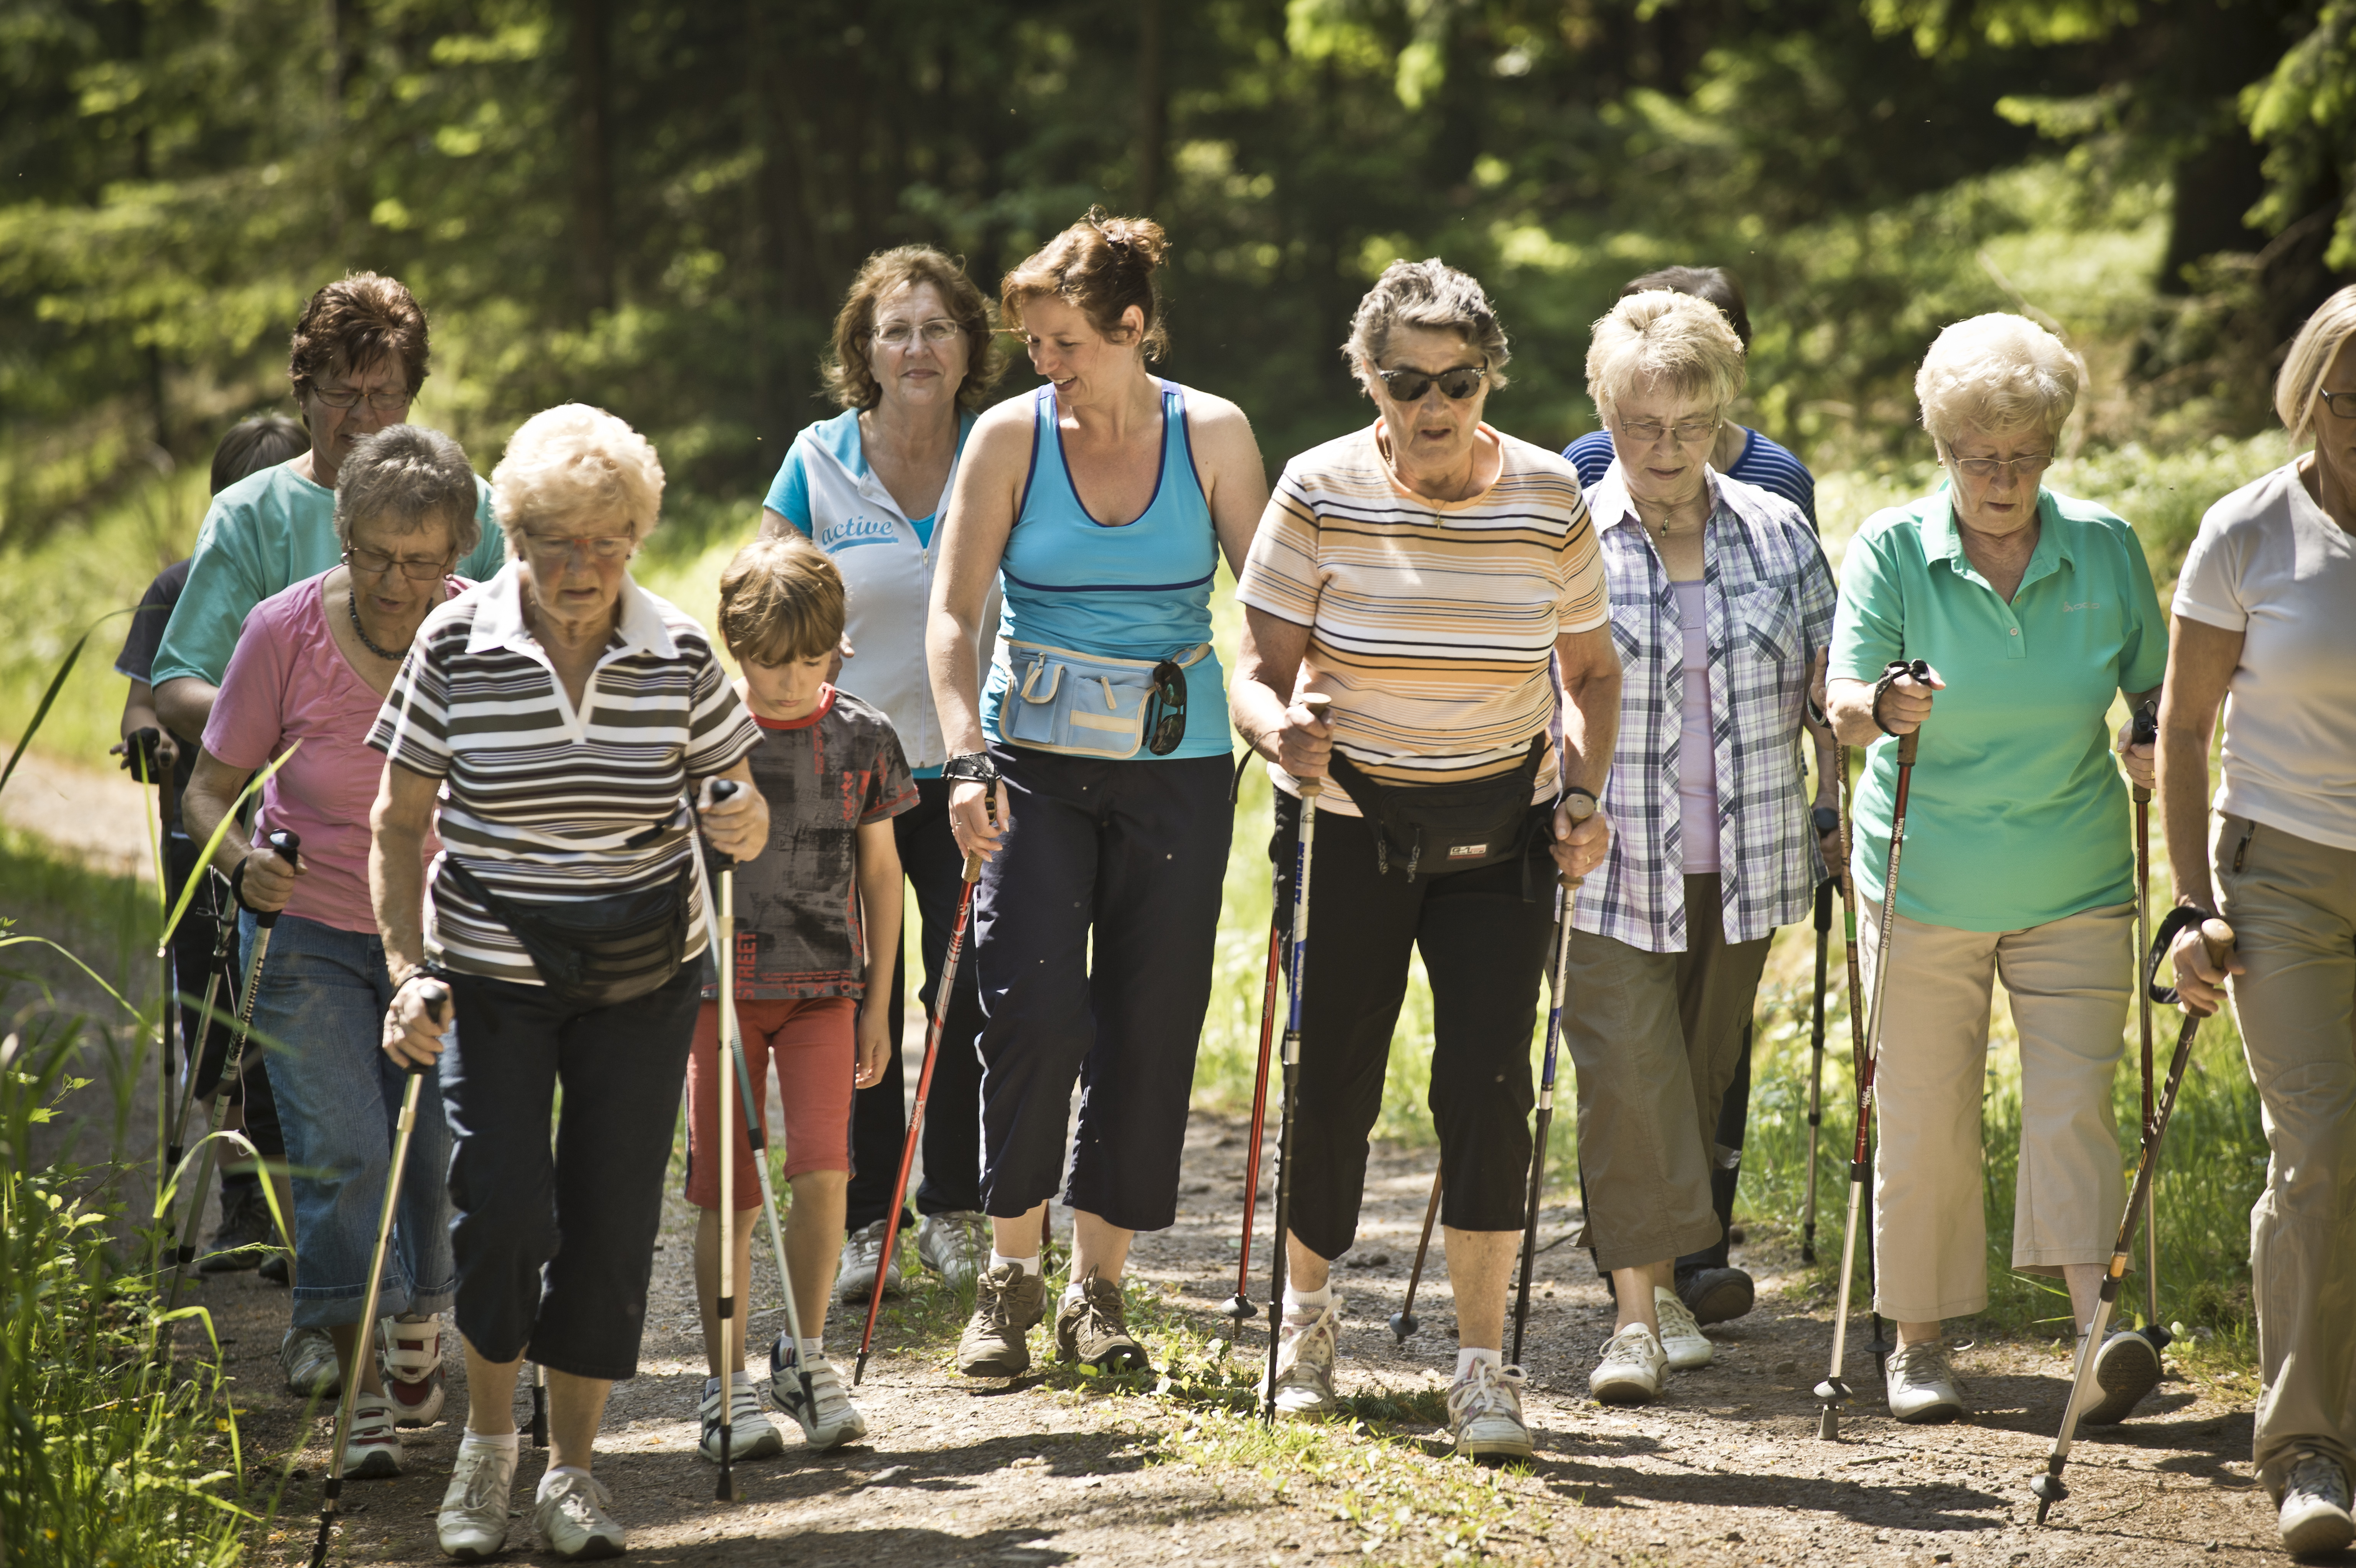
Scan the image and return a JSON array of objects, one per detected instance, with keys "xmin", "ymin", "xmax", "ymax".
[
  {"xmin": 990, "ymin": 1251, "xmax": 1040, "ymax": 1279},
  {"xmin": 798, "ymin": 1336, "xmax": 823, "ymax": 1363},
  {"xmin": 1456, "ymin": 1347, "xmax": 1503, "ymax": 1382},
  {"xmin": 1060, "ymin": 1280, "xmax": 1087, "ymax": 1310},
  {"xmin": 461, "ymin": 1428, "xmax": 519, "ymax": 1455},
  {"xmin": 538, "ymin": 1464, "xmax": 590, "ymax": 1500},
  {"xmin": 1283, "ymin": 1282, "xmax": 1333, "ymax": 1314}
]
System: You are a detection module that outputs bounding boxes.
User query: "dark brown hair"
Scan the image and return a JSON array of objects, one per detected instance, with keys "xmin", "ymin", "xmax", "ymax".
[
  {"xmin": 287, "ymin": 271, "xmax": 431, "ymax": 406},
  {"xmin": 1621, "ymin": 266, "xmax": 1752, "ymax": 350},
  {"xmin": 999, "ymin": 207, "xmax": 1171, "ymax": 362},
  {"xmin": 717, "ymin": 533, "xmax": 845, "ymax": 665},
  {"xmin": 209, "ymin": 413, "xmax": 306, "ymax": 494},
  {"xmin": 822, "ymin": 245, "xmax": 1005, "ymax": 413}
]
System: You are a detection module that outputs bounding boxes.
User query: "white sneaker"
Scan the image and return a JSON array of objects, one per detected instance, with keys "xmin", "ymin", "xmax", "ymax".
[
  {"xmin": 916, "ymin": 1210, "xmax": 991, "ymax": 1290},
  {"xmin": 1263, "ymin": 1300, "xmax": 1342, "ymax": 1417},
  {"xmin": 1589, "ymin": 1324, "xmax": 1667, "ymax": 1405},
  {"xmin": 2078, "ymin": 1328, "xmax": 2160, "ymax": 1425},
  {"xmin": 341, "ymin": 1392, "xmax": 403, "ymax": 1479},
  {"xmin": 535, "ymin": 1469, "xmax": 625, "ymax": 1560},
  {"xmin": 279, "ymin": 1325, "xmax": 341, "ymax": 1400},
  {"xmin": 1885, "ymin": 1339, "xmax": 1966, "ymax": 1423},
  {"xmin": 1446, "ymin": 1360, "xmax": 1533, "ymax": 1463},
  {"xmin": 379, "ymin": 1313, "xmax": 448, "ymax": 1427},
  {"xmin": 698, "ymin": 1371, "xmax": 784, "ymax": 1462},
  {"xmin": 768, "ymin": 1339, "xmax": 868, "ymax": 1449},
  {"xmin": 2280, "ymin": 1450, "xmax": 2356, "ymax": 1556},
  {"xmin": 435, "ymin": 1440, "xmax": 515, "ymax": 1561},
  {"xmin": 836, "ymin": 1218, "xmax": 904, "ymax": 1303},
  {"xmin": 1652, "ymin": 1286, "xmax": 1713, "ymax": 1369}
]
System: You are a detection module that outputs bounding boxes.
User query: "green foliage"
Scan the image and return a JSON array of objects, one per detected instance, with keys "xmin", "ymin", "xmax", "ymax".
[{"xmin": 2245, "ymin": 0, "xmax": 2356, "ymax": 271}]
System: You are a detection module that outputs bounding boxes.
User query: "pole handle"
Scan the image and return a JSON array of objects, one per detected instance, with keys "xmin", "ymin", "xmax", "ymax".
[
  {"xmin": 405, "ymin": 981, "xmax": 451, "ymax": 1073},
  {"xmin": 1295, "ymin": 694, "xmax": 1333, "ymax": 801},
  {"xmin": 2198, "ymin": 919, "xmax": 2235, "ymax": 971},
  {"xmin": 234, "ymin": 829, "xmax": 303, "ymax": 927}
]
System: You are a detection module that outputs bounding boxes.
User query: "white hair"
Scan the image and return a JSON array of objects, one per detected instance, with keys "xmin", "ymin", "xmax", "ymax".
[
  {"xmin": 490, "ymin": 403, "xmax": 665, "ymax": 550},
  {"xmin": 1914, "ymin": 314, "xmax": 2079, "ymax": 445},
  {"xmin": 1584, "ymin": 290, "xmax": 1746, "ymax": 421}
]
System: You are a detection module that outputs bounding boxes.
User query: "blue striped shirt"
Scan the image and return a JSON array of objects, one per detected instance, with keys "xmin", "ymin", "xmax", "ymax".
[{"xmin": 1565, "ymin": 426, "xmax": 1817, "ymax": 532}]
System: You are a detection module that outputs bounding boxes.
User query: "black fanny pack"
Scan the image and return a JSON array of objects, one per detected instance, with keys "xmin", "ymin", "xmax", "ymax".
[
  {"xmin": 1324, "ymin": 734, "xmax": 1550, "ymax": 882},
  {"xmin": 442, "ymin": 854, "xmax": 692, "ymax": 1009}
]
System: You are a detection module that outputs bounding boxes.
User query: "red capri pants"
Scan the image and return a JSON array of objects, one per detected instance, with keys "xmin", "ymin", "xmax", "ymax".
[{"xmin": 684, "ymin": 996, "xmax": 856, "ymax": 1211}]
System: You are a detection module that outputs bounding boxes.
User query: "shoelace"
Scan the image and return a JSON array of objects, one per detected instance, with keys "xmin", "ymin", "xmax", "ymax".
[
  {"xmin": 550, "ymin": 1473, "xmax": 614, "ymax": 1525},
  {"xmin": 1890, "ymin": 1340, "xmax": 1963, "ymax": 1392},
  {"xmin": 979, "ymin": 1271, "xmax": 1032, "ymax": 1329},
  {"xmin": 1656, "ymin": 1297, "xmax": 1703, "ymax": 1339},
  {"xmin": 451, "ymin": 1449, "xmax": 507, "ymax": 1511},
  {"xmin": 2289, "ymin": 1452, "xmax": 2351, "ymax": 1503},
  {"xmin": 1450, "ymin": 1362, "xmax": 1517, "ymax": 1420}
]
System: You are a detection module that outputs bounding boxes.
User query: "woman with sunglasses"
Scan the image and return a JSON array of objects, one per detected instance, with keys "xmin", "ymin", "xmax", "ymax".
[
  {"xmin": 1826, "ymin": 313, "xmax": 2166, "ymax": 1427},
  {"xmin": 927, "ymin": 209, "xmax": 1268, "ymax": 1377},
  {"xmin": 1229, "ymin": 258, "xmax": 1619, "ymax": 1462}
]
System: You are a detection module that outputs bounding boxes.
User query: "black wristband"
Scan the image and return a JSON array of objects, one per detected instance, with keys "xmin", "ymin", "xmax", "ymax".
[
  {"xmin": 1870, "ymin": 659, "xmax": 1925, "ymax": 738},
  {"xmin": 401, "ymin": 959, "xmax": 454, "ymax": 989},
  {"xmin": 2147, "ymin": 905, "xmax": 2214, "ymax": 1005},
  {"xmin": 942, "ymin": 751, "xmax": 1001, "ymax": 785}
]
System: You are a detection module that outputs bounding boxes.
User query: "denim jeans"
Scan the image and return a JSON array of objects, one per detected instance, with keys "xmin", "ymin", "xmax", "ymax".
[{"xmin": 240, "ymin": 910, "xmax": 455, "ymax": 1330}]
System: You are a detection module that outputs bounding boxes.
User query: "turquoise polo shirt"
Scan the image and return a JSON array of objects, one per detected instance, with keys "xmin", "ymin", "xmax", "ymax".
[{"xmin": 1830, "ymin": 485, "xmax": 2167, "ymax": 932}]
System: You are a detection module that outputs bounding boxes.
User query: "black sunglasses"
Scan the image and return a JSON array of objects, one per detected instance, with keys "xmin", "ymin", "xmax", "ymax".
[
  {"xmin": 1375, "ymin": 363, "xmax": 1489, "ymax": 403},
  {"xmin": 1144, "ymin": 660, "xmax": 1188, "ymax": 756}
]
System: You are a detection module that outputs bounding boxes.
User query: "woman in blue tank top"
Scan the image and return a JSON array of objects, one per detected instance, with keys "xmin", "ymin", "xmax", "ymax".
[{"xmin": 928, "ymin": 210, "xmax": 1268, "ymax": 1377}]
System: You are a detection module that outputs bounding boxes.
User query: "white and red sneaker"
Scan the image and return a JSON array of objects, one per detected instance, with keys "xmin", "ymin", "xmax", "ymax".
[
  {"xmin": 378, "ymin": 1313, "xmax": 447, "ymax": 1427},
  {"xmin": 342, "ymin": 1392, "xmax": 404, "ymax": 1479}
]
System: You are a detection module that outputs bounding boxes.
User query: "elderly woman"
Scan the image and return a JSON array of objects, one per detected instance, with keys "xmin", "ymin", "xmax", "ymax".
[
  {"xmin": 370, "ymin": 405, "xmax": 766, "ymax": 1561},
  {"xmin": 1562, "ymin": 291, "xmax": 1836, "ymax": 1406},
  {"xmin": 1230, "ymin": 258, "xmax": 1618, "ymax": 1461},
  {"xmin": 760, "ymin": 245, "xmax": 1005, "ymax": 1301},
  {"xmin": 929, "ymin": 210, "xmax": 1268, "ymax": 1378},
  {"xmin": 2161, "ymin": 287, "xmax": 2356, "ymax": 1558},
  {"xmin": 182, "ymin": 426, "xmax": 479, "ymax": 1478},
  {"xmin": 1826, "ymin": 314, "xmax": 2165, "ymax": 1425}
]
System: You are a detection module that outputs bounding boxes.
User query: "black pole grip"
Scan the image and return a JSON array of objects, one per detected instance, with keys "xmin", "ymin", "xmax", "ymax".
[{"xmin": 234, "ymin": 830, "xmax": 303, "ymax": 925}]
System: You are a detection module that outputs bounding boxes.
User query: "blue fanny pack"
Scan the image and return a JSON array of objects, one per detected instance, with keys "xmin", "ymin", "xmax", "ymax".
[{"xmin": 1000, "ymin": 639, "xmax": 1209, "ymax": 760}]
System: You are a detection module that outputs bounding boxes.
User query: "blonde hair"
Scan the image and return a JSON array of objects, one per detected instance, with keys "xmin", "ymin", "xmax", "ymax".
[
  {"xmin": 822, "ymin": 245, "xmax": 1006, "ymax": 413},
  {"xmin": 2274, "ymin": 284, "xmax": 2356, "ymax": 444},
  {"xmin": 1914, "ymin": 313, "xmax": 2079, "ymax": 446},
  {"xmin": 490, "ymin": 404, "xmax": 665, "ymax": 551},
  {"xmin": 1000, "ymin": 208, "xmax": 1171, "ymax": 362},
  {"xmin": 1345, "ymin": 259, "xmax": 1512, "ymax": 387},
  {"xmin": 717, "ymin": 533, "xmax": 844, "ymax": 665},
  {"xmin": 1585, "ymin": 290, "xmax": 1744, "ymax": 421}
]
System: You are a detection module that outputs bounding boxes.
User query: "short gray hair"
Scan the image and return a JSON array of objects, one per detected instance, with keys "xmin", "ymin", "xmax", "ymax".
[
  {"xmin": 333, "ymin": 425, "xmax": 482, "ymax": 557},
  {"xmin": 1343, "ymin": 258, "xmax": 1511, "ymax": 388},
  {"xmin": 1585, "ymin": 290, "xmax": 1746, "ymax": 422},
  {"xmin": 1915, "ymin": 313, "xmax": 2079, "ymax": 445}
]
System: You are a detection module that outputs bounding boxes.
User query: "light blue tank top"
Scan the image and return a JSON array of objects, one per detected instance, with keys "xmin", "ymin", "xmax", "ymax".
[{"xmin": 982, "ymin": 380, "xmax": 1230, "ymax": 759}]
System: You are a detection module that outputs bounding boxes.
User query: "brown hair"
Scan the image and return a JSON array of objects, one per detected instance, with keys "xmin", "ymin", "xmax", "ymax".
[
  {"xmin": 288, "ymin": 272, "xmax": 431, "ymax": 406},
  {"xmin": 1621, "ymin": 266, "xmax": 1752, "ymax": 350},
  {"xmin": 209, "ymin": 413, "xmax": 306, "ymax": 494},
  {"xmin": 999, "ymin": 207, "xmax": 1171, "ymax": 362},
  {"xmin": 822, "ymin": 246, "xmax": 1005, "ymax": 413},
  {"xmin": 717, "ymin": 533, "xmax": 845, "ymax": 666}
]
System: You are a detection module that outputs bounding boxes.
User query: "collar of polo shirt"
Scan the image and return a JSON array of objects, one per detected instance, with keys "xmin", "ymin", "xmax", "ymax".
[{"xmin": 465, "ymin": 558, "xmax": 679, "ymax": 663}]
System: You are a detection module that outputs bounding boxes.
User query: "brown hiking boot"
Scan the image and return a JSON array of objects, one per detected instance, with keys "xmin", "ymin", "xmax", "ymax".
[
  {"xmin": 1054, "ymin": 1272, "xmax": 1150, "ymax": 1373},
  {"xmin": 956, "ymin": 1262, "xmax": 1046, "ymax": 1377}
]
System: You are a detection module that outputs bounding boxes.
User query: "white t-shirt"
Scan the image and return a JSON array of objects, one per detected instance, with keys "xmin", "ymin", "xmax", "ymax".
[{"xmin": 2172, "ymin": 460, "xmax": 2356, "ymax": 851}]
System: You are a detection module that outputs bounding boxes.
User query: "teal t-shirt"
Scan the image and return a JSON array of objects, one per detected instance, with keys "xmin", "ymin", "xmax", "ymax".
[
  {"xmin": 153, "ymin": 461, "xmax": 507, "ymax": 688},
  {"xmin": 1830, "ymin": 485, "xmax": 2167, "ymax": 932}
]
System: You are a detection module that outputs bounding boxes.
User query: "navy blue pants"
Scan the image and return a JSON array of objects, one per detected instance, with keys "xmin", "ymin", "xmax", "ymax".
[
  {"xmin": 439, "ymin": 966, "xmax": 698, "ymax": 1381},
  {"xmin": 972, "ymin": 745, "xmax": 1231, "ymax": 1234}
]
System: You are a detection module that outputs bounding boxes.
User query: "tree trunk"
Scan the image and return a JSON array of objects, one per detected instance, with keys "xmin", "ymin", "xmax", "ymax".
[{"xmin": 571, "ymin": 0, "xmax": 616, "ymax": 317}]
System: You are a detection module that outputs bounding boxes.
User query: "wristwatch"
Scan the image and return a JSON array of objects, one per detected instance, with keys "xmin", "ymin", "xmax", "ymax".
[
  {"xmin": 400, "ymin": 959, "xmax": 454, "ymax": 990},
  {"xmin": 942, "ymin": 751, "xmax": 1002, "ymax": 785}
]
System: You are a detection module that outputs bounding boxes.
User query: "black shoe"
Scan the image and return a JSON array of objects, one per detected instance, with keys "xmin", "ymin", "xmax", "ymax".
[
  {"xmin": 258, "ymin": 1250, "xmax": 290, "ymax": 1285},
  {"xmin": 1676, "ymin": 1265, "xmax": 1754, "ymax": 1325},
  {"xmin": 199, "ymin": 1183, "xmax": 271, "ymax": 1272}
]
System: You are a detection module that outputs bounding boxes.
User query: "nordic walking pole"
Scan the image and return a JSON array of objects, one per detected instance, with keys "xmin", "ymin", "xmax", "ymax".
[
  {"xmin": 309, "ymin": 980, "xmax": 449, "ymax": 1568},
  {"xmin": 1392, "ymin": 1168, "xmax": 1442, "ymax": 1343},
  {"xmin": 166, "ymin": 830, "xmax": 301, "ymax": 1321},
  {"xmin": 1222, "ymin": 867, "xmax": 1288, "ymax": 1345},
  {"xmin": 1817, "ymin": 662, "xmax": 1926, "ymax": 1440},
  {"xmin": 856, "ymin": 793, "xmax": 990, "ymax": 1386},
  {"xmin": 2032, "ymin": 919, "xmax": 2233, "ymax": 1525},
  {"xmin": 163, "ymin": 874, "xmax": 237, "ymax": 1208},
  {"xmin": 1512, "ymin": 791, "xmax": 1598, "ymax": 1367},
  {"xmin": 714, "ymin": 820, "xmax": 739, "ymax": 1505},
  {"xmin": 1263, "ymin": 694, "xmax": 1331, "ymax": 1424},
  {"xmin": 1799, "ymin": 816, "xmax": 1838, "ymax": 1265},
  {"xmin": 2129, "ymin": 698, "xmax": 2166, "ymax": 1348}
]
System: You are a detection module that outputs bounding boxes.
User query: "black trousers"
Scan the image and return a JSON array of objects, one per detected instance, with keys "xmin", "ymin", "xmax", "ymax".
[
  {"xmin": 166, "ymin": 827, "xmax": 282, "ymax": 1163},
  {"xmin": 844, "ymin": 777, "xmax": 987, "ymax": 1232},
  {"xmin": 439, "ymin": 966, "xmax": 698, "ymax": 1381},
  {"xmin": 1274, "ymin": 796, "xmax": 1555, "ymax": 1261},
  {"xmin": 972, "ymin": 746, "xmax": 1231, "ymax": 1234}
]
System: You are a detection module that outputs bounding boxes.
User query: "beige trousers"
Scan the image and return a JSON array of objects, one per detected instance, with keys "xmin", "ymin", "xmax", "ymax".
[
  {"xmin": 2213, "ymin": 813, "xmax": 2356, "ymax": 1489},
  {"xmin": 1857, "ymin": 895, "xmax": 2132, "ymax": 1322}
]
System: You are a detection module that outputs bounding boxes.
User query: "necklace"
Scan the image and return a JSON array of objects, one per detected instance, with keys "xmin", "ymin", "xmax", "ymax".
[{"xmin": 347, "ymin": 586, "xmax": 410, "ymax": 661}]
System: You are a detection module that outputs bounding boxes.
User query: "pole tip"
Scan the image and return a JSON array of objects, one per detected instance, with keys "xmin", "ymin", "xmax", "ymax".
[
  {"xmin": 1219, "ymin": 1294, "xmax": 1253, "ymax": 1323},
  {"xmin": 853, "ymin": 1351, "xmax": 869, "ymax": 1387},
  {"xmin": 716, "ymin": 1469, "xmax": 733, "ymax": 1502},
  {"xmin": 1816, "ymin": 1407, "xmax": 1839, "ymax": 1441},
  {"xmin": 1389, "ymin": 1310, "xmax": 1418, "ymax": 1343}
]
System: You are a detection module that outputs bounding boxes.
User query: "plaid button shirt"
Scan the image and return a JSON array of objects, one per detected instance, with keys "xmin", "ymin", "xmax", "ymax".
[{"xmin": 1572, "ymin": 466, "xmax": 1837, "ymax": 953}]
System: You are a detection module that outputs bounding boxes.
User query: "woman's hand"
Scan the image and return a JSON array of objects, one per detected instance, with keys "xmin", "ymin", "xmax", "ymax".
[
  {"xmin": 698, "ymin": 773, "xmax": 770, "ymax": 862},
  {"xmin": 854, "ymin": 1003, "xmax": 892, "ymax": 1089},
  {"xmin": 1549, "ymin": 803, "xmax": 1613, "ymax": 884},
  {"xmin": 2167, "ymin": 916, "xmax": 2243, "ymax": 1018},
  {"xmin": 1872, "ymin": 662, "xmax": 1945, "ymax": 735},
  {"xmin": 236, "ymin": 842, "xmax": 302, "ymax": 913},
  {"xmin": 2114, "ymin": 714, "xmax": 2157, "ymax": 791},
  {"xmin": 382, "ymin": 974, "xmax": 453, "ymax": 1067},
  {"xmin": 1273, "ymin": 698, "xmax": 1334, "ymax": 781},
  {"xmin": 949, "ymin": 778, "xmax": 1011, "ymax": 863}
]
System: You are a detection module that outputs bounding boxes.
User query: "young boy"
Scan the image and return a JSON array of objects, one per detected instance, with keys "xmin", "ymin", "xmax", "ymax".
[{"xmin": 688, "ymin": 533, "xmax": 914, "ymax": 1461}]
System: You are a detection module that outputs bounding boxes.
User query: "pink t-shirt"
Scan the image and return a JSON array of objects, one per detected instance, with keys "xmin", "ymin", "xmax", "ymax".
[{"xmin": 203, "ymin": 571, "xmax": 461, "ymax": 933}]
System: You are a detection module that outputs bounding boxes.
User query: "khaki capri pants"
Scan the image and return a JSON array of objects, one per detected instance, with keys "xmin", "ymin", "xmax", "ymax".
[
  {"xmin": 1857, "ymin": 895, "xmax": 2132, "ymax": 1323},
  {"xmin": 2212, "ymin": 813, "xmax": 2356, "ymax": 1491}
]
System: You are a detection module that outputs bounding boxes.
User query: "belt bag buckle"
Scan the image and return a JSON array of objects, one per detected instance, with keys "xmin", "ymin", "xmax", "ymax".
[{"xmin": 1003, "ymin": 640, "xmax": 1207, "ymax": 760}]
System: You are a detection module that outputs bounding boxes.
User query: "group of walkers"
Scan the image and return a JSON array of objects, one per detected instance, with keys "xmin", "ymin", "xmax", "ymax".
[{"xmin": 120, "ymin": 216, "xmax": 2355, "ymax": 1561}]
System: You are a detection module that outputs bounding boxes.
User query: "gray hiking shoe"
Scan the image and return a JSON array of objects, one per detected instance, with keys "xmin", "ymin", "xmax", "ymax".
[
  {"xmin": 1055, "ymin": 1272, "xmax": 1150, "ymax": 1373},
  {"xmin": 2078, "ymin": 1328, "xmax": 2162, "ymax": 1425},
  {"xmin": 278, "ymin": 1325, "xmax": 341, "ymax": 1400},
  {"xmin": 916, "ymin": 1210, "xmax": 991, "ymax": 1290},
  {"xmin": 837, "ymin": 1218, "xmax": 904, "ymax": 1303},
  {"xmin": 957, "ymin": 1261, "xmax": 1047, "ymax": 1377}
]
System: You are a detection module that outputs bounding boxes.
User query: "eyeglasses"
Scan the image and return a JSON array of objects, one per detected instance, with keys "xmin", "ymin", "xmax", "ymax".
[
  {"xmin": 873, "ymin": 318, "xmax": 962, "ymax": 348},
  {"xmin": 2319, "ymin": 389, "xmax": 2356, "ymax": 419},
  {"xmin": 1615, "ymin": 416, "xmax": 1721, "ymax": 446},
  {"xmin": 520, "ymin": 531, "xmax": 635, "ymax": 562},
  {"xmin": 344, "ymin": 546, "xmax": 455, "ymax": 582},
  {"xmin": 1144, "ymin": 659, "xmax": 1189, "ymax": 757},
  {"xmin": 310, "ymin": 384, "xmax": 413, "ymax": 413},
  {"xmin": 1946, "ymin": 450, "xmax": 2052, "ymax": 482},
  {"xmin": 1375, "ymin": 363, "xmax": 1489, "ymax": 403}
]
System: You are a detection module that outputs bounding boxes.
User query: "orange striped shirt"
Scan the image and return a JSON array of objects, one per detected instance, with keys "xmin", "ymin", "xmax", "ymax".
[{"xmin": 1236, "ymin": 422, "xmax": 1607, "ymax": 815}]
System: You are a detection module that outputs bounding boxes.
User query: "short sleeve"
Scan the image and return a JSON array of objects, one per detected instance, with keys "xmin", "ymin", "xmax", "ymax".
[
  {"xmin": 2117, "ymin": 526, "xmax": 2169, "ymax": 692},
  {"xmin": 762, "ymin": 443, "xmax": 814, "ymax": 536},
  {"xmin": 1555, "ymin": 498, "xmax": 1609, "ymax": 635},
  {"xmin": 115, "ymin": 563, "xmax": 187, "ymax": 683},
  {"xmin": 368, "ymin": 635, "xmax": 457, "ymax": 780},
  {"xmin": 154, "ymin": 500, "xmax": 270, "ymax": 688},
  {"xmin": 1830, "ymin": 513, "xmax": 1910, "ymax": 682},
  {"xmin": 859, "ymin": 720, "xmax": 919, "ymax": 824},
  {"xmin": 458, "ymin": 481, "xmax": 507, "ymax": 581},
  {"xmin": 201, "ymin": 606, "xmax": 291, "ymax": 773},
  {"xmin": 1234, "ymin": 471, "xmax": 1323, "ymax": 628},
  {"xmin": 683, "ymin": 644, "xmax": 761, "ymax": 777},
  {"xmin": 2172, "ymin": 503, "xmax": 2248, "ymax": 632}
]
